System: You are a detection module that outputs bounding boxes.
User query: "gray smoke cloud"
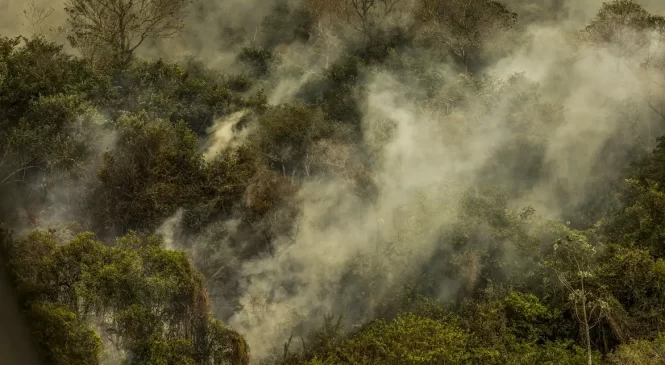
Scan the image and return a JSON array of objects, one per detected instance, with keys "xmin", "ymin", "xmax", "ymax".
[
  {"xmin": 0, "ymin": 0, "xmax": 66, "ymax": 38},
  {"xmin": 203, "ymin": 111, "xmax": 251, "ymax": 161},
  {"xmin": 9, "ymin": 107, "xmax": 115, "ymax": 241},
  {"xmin": 190, "ymin": 1, "xmax": 665, "ymax": 360}
]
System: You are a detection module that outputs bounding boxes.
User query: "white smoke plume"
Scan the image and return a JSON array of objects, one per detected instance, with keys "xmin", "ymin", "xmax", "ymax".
[
  {"xmin": 203, "ymin": 111, "xmax": 251, "ymax": 161},
  {"xmin": 207, "ymin": 2, "xmax": 665, "ymax": 360},
  {"xmin": 155, "ymin": 208, "xmax": 185, "ymax": 250}
]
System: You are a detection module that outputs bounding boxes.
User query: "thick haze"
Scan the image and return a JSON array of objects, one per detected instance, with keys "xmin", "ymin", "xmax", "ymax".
[
  {"xmin": 212, "ymin": 0, "xmax": 665, "ymax": 359},
  {"xmin": 166, "ymin": 0, "xmax": 665, "ymax": 360},
  {"xmin": 4, "ymin": 0, "xmax": 665, "ymax": 362}
]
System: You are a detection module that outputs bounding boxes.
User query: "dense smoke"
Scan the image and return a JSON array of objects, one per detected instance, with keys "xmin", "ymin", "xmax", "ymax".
[
  {"xmin": 159, "ymin": 0, "xmax": 665, "ymax": 359},
  {"xmin": 0, "ymin": 0, "xmax": 66, "ymax": 38}
]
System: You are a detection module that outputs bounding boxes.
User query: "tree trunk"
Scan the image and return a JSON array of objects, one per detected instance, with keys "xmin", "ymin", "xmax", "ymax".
[{"xmin": 581, "ymin": 291, "xmax": 592, "ymax": 365}]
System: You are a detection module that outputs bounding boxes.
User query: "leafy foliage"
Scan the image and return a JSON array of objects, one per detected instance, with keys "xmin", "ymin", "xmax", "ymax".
[
  {"xmin": 6, "ymin": 230, "xmax": 249, "ymax": 365},
  {"xmin": 92, "ymin": 113, "xmax": 206, "ymax": 236},
  {"xmin": 26, "ymin": 301, "xmax": 103, "ymax": 365}
]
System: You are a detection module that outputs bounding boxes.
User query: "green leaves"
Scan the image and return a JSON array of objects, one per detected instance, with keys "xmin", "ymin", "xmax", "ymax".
[
  {"xmin": 237, "ymin": 47, "xmax": 278, "ymax": 77},
  {"xmin": 308, "ymin": 313, "xmax": 471, "ymax": 365},
  {"xmin": 0, "ymin": 36, "xmax": 110, "ymax": 225},
  {"xmin": 106, "ymin": 59, "xmax": 246, "ymax": 135},
  {"xmin": 607, "ymin": 333, "xmax": 665, "ymax": 364},
  {"xmin": 26, "ymin": 302, "xmax": 102, "ymax": 365},
  {"xmin": 6, "ymin": 230, "xmax": 250, "ymax": 365},
  {"xmin": 414, "ymin": 0, "xmax": 518, "ymax": 71},
  {"xmin": 0, "ymin": 36, "xmax": 106, "ymax": 122},
  {"xmin": 255, "ymin": 104, "xmax": 327, "ymax": 173},
  {"xmin": 4, "ymin": 94, "xmax": 104, "ymax": 175},
  {"xmin": 603, "ymin": 178, "xmax": 665, "ymax": 256},
  {"xmin": 91, "ymin": 113, "xmax": 206, "ymax": 235},
  {"xmin": 285, "ymin": 302, "xmax": 591, "ymax": 365}
]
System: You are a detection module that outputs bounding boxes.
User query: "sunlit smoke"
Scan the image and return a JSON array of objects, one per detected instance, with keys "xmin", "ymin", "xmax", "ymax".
[{"xmin": 203, "ymin": 110, "xmax": 250, "ymax": 161}]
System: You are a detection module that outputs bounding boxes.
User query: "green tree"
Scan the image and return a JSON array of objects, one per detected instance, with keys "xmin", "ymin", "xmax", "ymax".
[
  {"xmin": 581, "ymin": 0, "xmax": 665, "ymax": 59},
  {"xmin": 260, "ymin": 2, "xmax": 314, "ymax": 48},
  {"xmin": 414, "ymin": 0, "xmax": 517, "ymax": 71},
  {"xmin": 581, "ymin": 0, "xmax": 665, "ymax": 120},
  {"xmin": 104, "ymin": 58, "xmax": 247, "ymax": 135},
  {"xmin": 26, "ymin": 301, "xmax": 103, "ymax": 365},
  {"xmin": 0, "ymin": 36, "xmax": 106, "ymax": 122},
  {"xmin": 6, "ymin": 230, "xmax": 250, "ymax": 365},
  {"xmin": 544, "ymin": 232, "xmax": 609, "ymax": 365},
  {"xmin": 310, "ymin": 313, "xmax": 470, "ymax": 365},
  {"xmin": 304, "ymin": 0, "xmax": 410, "ymax": 41},
  {"xmin": 91, "ymin": 112, "xmax": 206, "ymax": 236},
  {"xmin": 595, "ymin": 244, "xmax": 665, "ymax": 341},
  {"xmin": 0, "ymin": 36, "xmax": 108, "ymax": 226},
  {"xmin": 237, "ymin": 46, "xmax": 278, "ymax": 78},
  {"xmin": 604, "ymin": 179, "xmax": 665, "ymax": 257},
  {"xmin": 607, "ymin": 333, "xmax": 665, "ymax": 364},
  {"xmin": 253, "ymin": 104, "xmax": 327, "ymax": 178}
]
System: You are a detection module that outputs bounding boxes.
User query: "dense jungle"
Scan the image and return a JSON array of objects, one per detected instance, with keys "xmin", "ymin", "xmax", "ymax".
[{"xmin": 3, "ymin": 0, "xmax": 665, "ymax": 364}]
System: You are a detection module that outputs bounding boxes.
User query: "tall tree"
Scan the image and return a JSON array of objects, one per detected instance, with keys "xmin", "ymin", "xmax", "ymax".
[
  {"xmin": 304, "ymin": 0, "xmax": 410, "ymax": 41},
  {"xmin": 64, "ymin": 0, "xmax": 191, "ymax": 65},
  {"xmin": 581, "ymin": 0, "xmax": 665, "ymax": 60},
  {"xmin": 545, "ymin": 232, "xmax": 609, "ymax": 365},
  {"xmin": 413, "ymin": 0, "xmax": 517, "ymax": 71},
  {"xmin": 6, "ymin": 230, "xmax": 250, "ymax": 365},
  {"xmin": 581, "ymin": 0, "xmax": 665, "ymax": 120}
]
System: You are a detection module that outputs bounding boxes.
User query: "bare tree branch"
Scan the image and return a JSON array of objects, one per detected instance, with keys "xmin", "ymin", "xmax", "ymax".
[{"xmin": 65, "ymin": 0, "xmax": 190, "ymax": 64}]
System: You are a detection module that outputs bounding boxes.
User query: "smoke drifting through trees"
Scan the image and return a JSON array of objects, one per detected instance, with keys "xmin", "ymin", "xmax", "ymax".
[
  {"xmin": 3, "ymin": 0, "xmax": 665, "ymax": 364},
  {"xmin": 154, "ymin": 0, "xmax": 665, "ymax": 359}
]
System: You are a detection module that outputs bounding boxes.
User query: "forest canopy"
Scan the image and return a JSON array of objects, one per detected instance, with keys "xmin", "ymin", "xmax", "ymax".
[{"xmin": 3, "ymin": 0, "xmax": 665, "ymax": 364}]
